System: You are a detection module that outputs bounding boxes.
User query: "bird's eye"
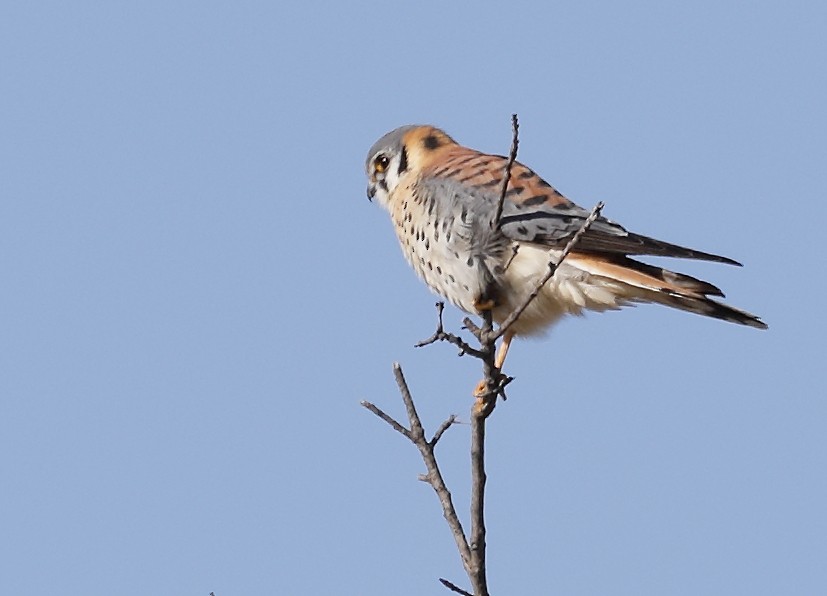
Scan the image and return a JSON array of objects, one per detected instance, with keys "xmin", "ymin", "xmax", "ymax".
[{"xmin": 374, "ymin": 155, "xmax": 390, "ymax": 173}]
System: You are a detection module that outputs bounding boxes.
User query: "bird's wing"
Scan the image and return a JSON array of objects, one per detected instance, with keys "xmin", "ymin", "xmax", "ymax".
[{"xmin": 420, "ymin": 148, "xmax": 741, "ymax": 265}]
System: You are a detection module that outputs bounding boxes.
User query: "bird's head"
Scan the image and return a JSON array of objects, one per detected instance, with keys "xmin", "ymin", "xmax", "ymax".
[{"xmin": 365, "ymin": 124, "xmax": 456, "ymax": 208}]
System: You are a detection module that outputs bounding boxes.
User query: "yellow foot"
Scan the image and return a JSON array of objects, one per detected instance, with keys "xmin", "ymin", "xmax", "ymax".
[
  {"xmin": 472, "ymin": 297, "xmax": 496, "ymax": 312},
  {"xmin": 473, "ymin": 373, "xmax": 514, "ymax": 398},
  {"xmin": 473, "ymin": 379, "xmax": 491, "ymax": 415},
  {"xmin": 472, "ymin": 378, "xmax": 505, "ymax": 418}
]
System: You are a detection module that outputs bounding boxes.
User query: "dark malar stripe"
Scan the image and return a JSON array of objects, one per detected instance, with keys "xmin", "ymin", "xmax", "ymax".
[{"xmin": 397, "ymin": 146, "xmax": 409, "ymax": 175}]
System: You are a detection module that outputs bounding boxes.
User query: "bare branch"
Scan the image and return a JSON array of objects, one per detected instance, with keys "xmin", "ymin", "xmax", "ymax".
[
  {"xmin": 494, "ymin": 201, "xmax": 605, "ymax": 341},
  {"xmin": 431, "ymin": 415, "xmax": 459, "ymax": 447},
  {"xmin": 468, "ymin": 315, "xmax": 495, "ymax": 596},
  {"xmin": 468, "ymin": 410, "xmax": 489, "ymax": 595},
  {"xmin": 462, "ymin": 317, "xmax": 483, "ymax": 340},
  {"xmin": 392, "ymin": 363, "xmax": 426, "ymax": 442},
  {"xmin": 363, "ymin": 364, "xmax": 474, "ymax": 573},
  {"xmin": 360, "ymin": 400, "xmax": 411, "ymax": 440},
  {"xmin": 502, "ymin": 243, "xmax": 520, "ymax": 272},
  {"xmin": 439, "ymin": 578, "xmax": 474, "ymax": 596},
  {"xmin": 414, "ymin": 302, "xmax": 448, "ymax": 348},
  {"xmin": 416, "ymin": 302, "xmax": 485, "ymax": 359},
  {"xmin": 492, "ymin": 113, "xmax": 520, "ymax": 227}
]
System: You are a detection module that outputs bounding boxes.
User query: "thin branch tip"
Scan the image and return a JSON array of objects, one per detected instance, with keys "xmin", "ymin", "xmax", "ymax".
[
  {"xmin": 416, "ymin": 302, "xmax": 485, "ymax": 358},
  {"xmin": 492, "ymin": 114, "xmax": 521, "ymax": 228},
  {"xmin": 439, "ymin": 578, "xmax": 474, "ymax": 596},
  {"xmin": 361, "ymin": 400, "xmax": 411, "ymax": 439},
  {"xmin": 431, "ymin": 414, "xmax": 459, "ymax": 446}
]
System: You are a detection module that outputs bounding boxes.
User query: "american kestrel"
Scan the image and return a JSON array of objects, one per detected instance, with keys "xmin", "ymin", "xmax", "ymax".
[{"xmin": 365, "ymin": 124, "xmax": 766, "ymax": 376}]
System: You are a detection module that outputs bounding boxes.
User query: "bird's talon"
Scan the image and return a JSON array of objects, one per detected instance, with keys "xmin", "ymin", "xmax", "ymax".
[
  {"xmin": 472, "ymin": 372, "xmax": 512, "ymax": 400},
  {"xmin": 472, "ymin": 297, "xmax": 496, "ymax": 312}
]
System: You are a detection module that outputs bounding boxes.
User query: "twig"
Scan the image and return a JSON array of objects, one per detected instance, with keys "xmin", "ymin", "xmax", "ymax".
[
  {"xmin": 502, "ymin": 244, "xmax": 520, "ymax": 272},
  {"xmin": 431, "ymin": 415, "xmax": 459, "ymax": 447},
  {"xmin": 360, "ymin": 401, "xmax": 411, "ymax": 440},
  {"xmin": 492, "ymin": 114, "xmax": 520, "ymax": 227},
  {"xmin": 462, "ymin": 317, "xmax": 483, "ymax": 341},
  {"xmin": 493, "ymin": 201, "xmax": 605, "ymax": 341},
  {"xmin": 416, "ymin": 302, "xmax": 485, "ymax": 359},
  {"xmin": 414, "ymin": 301, "xmax": 447, "ymax": 347},
  {"xmin": 439, "ymin": 578, "xmax": 474, "ymax": 596}
]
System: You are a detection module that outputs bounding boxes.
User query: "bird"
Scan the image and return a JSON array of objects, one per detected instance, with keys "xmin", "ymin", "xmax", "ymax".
[{"xmin": 365, "ymin": 124, "xmax": 767, "ymax": 393}]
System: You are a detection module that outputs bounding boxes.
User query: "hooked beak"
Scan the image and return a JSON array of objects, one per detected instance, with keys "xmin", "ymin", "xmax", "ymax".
[{"xmin": 366, "ymin": 183, "xmax": 376, "ymax": 201}]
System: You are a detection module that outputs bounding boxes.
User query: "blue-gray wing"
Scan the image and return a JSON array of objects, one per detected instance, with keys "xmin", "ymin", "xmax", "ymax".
[{"xmin": 418, "ymin": 152, "xmax": 741, "ymax": 265}]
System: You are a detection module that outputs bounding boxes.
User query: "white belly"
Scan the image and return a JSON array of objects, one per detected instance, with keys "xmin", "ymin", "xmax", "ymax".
[{"xmin": 493, "ymin": 244, "xmax": 632, "ymax": 336}]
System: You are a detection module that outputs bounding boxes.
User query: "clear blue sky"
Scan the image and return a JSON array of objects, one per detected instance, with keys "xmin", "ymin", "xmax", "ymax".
[{"xmin": 2, "ymin": 2, "xmax": 824, "ymax": 594}]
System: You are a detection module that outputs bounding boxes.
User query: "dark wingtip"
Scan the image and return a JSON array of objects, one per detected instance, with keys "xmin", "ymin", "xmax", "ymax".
[
  {"xmin": 721, "ymin": 256, "xmax": 743, "ymax": 267},
  {"xmin": 687, "ymin": 250, "xmax": 742, "ymax": 267},
  {"xmin": 661, "ymin": 293, "xmax": 767, "ymax": 330},
  {"xmin": 716, "ymin": 301, "xmax": 767, "ymax": 329}
]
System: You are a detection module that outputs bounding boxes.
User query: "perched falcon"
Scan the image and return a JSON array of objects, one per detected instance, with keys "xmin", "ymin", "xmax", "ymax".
[{"xmin": 365, "ymin": 124, "xmax": 766, "ymax": 377}]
